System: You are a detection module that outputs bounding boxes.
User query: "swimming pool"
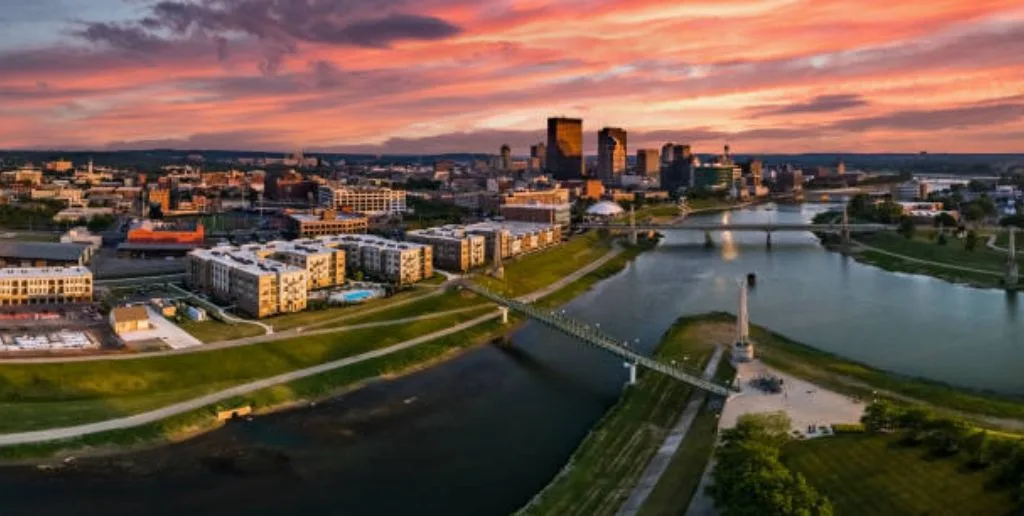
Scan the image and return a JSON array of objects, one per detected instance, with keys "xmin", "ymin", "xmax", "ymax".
[{"xmin": 331, "ymin": 289, "xmax": 380, "ymax": 304}]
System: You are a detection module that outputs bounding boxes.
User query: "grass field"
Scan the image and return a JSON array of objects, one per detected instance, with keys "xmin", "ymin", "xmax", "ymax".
[
  {"xmin": 476, "ymin": 232, "xmax": 613, "ymax": 297},
  {"xmin": 177, "ymin": 319, "xmax": 267, "ymax": 342},
  {"xmin": 855, "ymin": 231, "xmax": 1020, "ymax": 288},
  {"xmin": 782, "ymin": 434, "xmax": 1017, "ymax": 516},
  {"xmin": 639, "ymin": 346, "xmax": 736, "ymax": 516},
  {"xmin": 632, "ymin": 204, "xmax": 681, "ymax": 219},
  {"xmin": 262, "ymin": 286, "xmax": 439, "ymax": 331},
  {"xmin": 0, "ymin": 317, "xmax": 513, "ymax": 461},
  {"xmin": 0, "ymin": 301, "xmax": 494, "ymax": 433},
  {"xmin": 518, "ymin": 317, "xmax": 726, "ymax": 516}
]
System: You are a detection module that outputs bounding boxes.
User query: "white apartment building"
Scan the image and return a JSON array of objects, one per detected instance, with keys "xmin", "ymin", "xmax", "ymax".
[
  {"xmin": 0, "ymin": 267, "xmax": 93, "ymax": 306},
  {"xmin": 318, "ymin": 184, "xmax": 408, "ymax": 215}
]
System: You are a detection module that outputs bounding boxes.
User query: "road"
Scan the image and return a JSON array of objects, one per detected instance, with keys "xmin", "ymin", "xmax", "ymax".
[{"xmin": 0, "ymin": 312, "xmax": 501, "ymax": 447}]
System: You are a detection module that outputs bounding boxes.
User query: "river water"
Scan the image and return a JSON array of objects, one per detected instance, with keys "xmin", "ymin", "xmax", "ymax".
[{"xmin": 1, "ymin": 204, "xmax": 1021, "ymax": 516}]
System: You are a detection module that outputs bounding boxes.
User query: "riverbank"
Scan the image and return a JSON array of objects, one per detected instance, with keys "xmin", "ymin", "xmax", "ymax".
[
  {"xmin": 702, "ymin": 312, "xmax": 1024, "ymax": 430},
  {"xmin": 516, "ymin": 315, "xmax": 734, "ymax": 516},
  {"xmin": 0, "ymin": 235, "xmax": 653, "ymax": 461}
]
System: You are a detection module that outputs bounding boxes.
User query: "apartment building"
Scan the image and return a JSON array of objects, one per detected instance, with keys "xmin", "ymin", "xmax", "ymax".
[
  {"xmin": 501, "ymin": 188, "xmax": 570, "ymax": 206},
  {"xmin": 406, "ymin": 226, "xmax": 487, "ymax": 272},
  {"xmin": 461, "ymin": 221, "xmax": 562, "ymax": 261},
  {"xmin": 0, "ymin": 266, "xmax": 93, "ymax": 306},
  {"xmin": 317, "ymin": 184, "xmax": 408, "ymax": 215},
  {"xmin": 249, "ymin": 240, "xmax": 346, "ymax": 291},
  {"xmin": 186, "ymin": 248, "xmax": 308, "ymax": 318},
  {"xmin": 318, "ymin": 234, "xmax": 432, "ymax": 285},
  {"xmin": 285, "ymin": 209, "xmax": 369, "ymax": 238}
]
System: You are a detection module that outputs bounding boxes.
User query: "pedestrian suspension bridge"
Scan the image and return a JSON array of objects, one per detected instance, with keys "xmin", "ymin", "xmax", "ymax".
[{"xmin": 460, "ymin": 282, "xmax": 736, "ymax": 397}]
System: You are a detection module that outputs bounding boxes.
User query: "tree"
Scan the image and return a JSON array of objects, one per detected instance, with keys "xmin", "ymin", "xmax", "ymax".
[
  {"xmin": 710, "ymin": 412, "xmax": 833, "ymax": 516},
  {"xmin": 965, "ymin": 230, "xmax": 978, "ymax": 252},
  {"xmin": 964, "ymin": 431, "xmax": 995, "ymax": 469},
  {"xmin": 937, "ymin": 233, "xmax": 948, "ymax": 246},
  {"xmin": 898, "ymin": 216, "xmax": 915, "ymax": 240},
  {"xmin": 978, "ymin": 195, "xmax": 998, "ymax": 218},
  {"xmin": 874, "ymin": 201, "xmax": 905, "ymax": 224},
  {"xmin": 924, "ymin": 418, "xmax": 970, "ymax": 456},
  {"xmin": 353, "ymin": 271, "xmax": 364, "ymax": 282},
  {"xmin": 933, "ymin": 212, "xmax": 957, "ymax": 229},
  {"xmin": 964, "ymin": 203, "xmax": 985, "ymax": 223},
  {"xmin": 897, "ymin": 406, "xmax": 934, "ymax": 444},
  {"xmin": 848, "ymin": 194, "xmax": 871, "ymax": 219},
  {"xmin": 861, "ymin": 400, "xmax": 900, "ymax": 433}
]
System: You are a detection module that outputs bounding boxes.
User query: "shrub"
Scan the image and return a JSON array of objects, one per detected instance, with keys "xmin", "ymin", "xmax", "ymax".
[{"xmin": 831, "ymin": 423, "xmax": 865, "ymax": 434}]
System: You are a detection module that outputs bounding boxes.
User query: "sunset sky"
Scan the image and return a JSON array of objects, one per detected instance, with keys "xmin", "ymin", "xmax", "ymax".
[{"xmin": 2, "ymin": 0, "xmax": 1023, "ymax": 154}]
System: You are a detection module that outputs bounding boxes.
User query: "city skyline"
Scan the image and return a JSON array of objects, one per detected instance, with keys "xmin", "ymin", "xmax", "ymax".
[{"xmin": 2, "ymin": 0, "xmax": 1024, "ymax": 153}]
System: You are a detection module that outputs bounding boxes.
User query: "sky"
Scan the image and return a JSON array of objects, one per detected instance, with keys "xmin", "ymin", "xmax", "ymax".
[{"xmin": 1, "ymin": 0, "xmax": 1023, "ymax": 154}]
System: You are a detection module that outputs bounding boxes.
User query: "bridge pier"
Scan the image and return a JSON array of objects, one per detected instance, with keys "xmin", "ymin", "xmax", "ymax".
[
  {"xmin": 624, "ymin": 361, "xmax": 637, "ymax": 386},
  {"xmin": 766, "ymin": 231, "xmax": 772, "ymax": 249},
  {"xmin": 1007, "ymin": 227, "xmax": 1018, "ymax": 287},
  {"xmin": 704, "ymin": 231, "xmax": 715, "ymax": 248},
  {"xmin": 629, "ymin": 204, "xmax": 638, "ymax": 246},
  {"xmin": 499, "ymin": 306, "xmax": 509, "ymax": 324}
]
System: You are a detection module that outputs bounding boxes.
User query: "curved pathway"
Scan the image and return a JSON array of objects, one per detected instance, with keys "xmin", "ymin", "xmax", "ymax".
[
  {"xmin": 516, "ymin": 245, "xmax": 623, "ymax": 303},
  {"xmin": 0, "ymin": 305, "xmax": 491, "ymax": 364},
  {"xmin": 853, "ymin": 240, "xmax": 1005, "ymax": 277},
  {"xmin": 0, "ymin": 312, "xmax": 501, "ymax": 446}
]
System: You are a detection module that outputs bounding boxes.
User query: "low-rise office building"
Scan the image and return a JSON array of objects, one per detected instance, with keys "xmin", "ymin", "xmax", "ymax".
[
  {"xmin": 318, "ymin": 234, "xmax": 432, "ymax": 285},
  {"xmin": 0, "ymin": 241, "xmax": 92, "ymax": 267},
  {"xmin": 317, "ymin": 184, "xmax": 408, "ymax": 215},
  {"xmin": 406, "ymin": 226, "xmax": 486, "ymax": 272},
  {"xmin": 285, "ymin": 209, "xmax": 369, "ymax": 238},
  {"xmin": 0, "ymin": 266, "xmax": 93, "ymax": 306},
  {"xmin": 109, "ymin": 305, "xmax": 150, "ymax": 335},
  {"xmin": 499, "ymin": 202, "xmax": 572, "ymax": 228}
]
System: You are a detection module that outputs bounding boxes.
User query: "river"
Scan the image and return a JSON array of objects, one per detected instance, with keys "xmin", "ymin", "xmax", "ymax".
[{"xmin": 1, "ymin": 203, "xmax": 1020, "ymax": 516}]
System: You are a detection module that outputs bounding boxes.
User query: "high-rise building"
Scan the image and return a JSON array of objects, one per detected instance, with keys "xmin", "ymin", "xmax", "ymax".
[
  {"xmin": 660, "ymin": 143, "xmax": 675, "ymax": 166},
  {"xmin": 672, "ymin": 144, "xmax": 692, "ymax": 163},
  {"xmin": 546, "ymin": 117, "xmax": 583, "ymax": 180},
  {"xmin": 636, "ymin": 149, "xmax": 660, "ymax": 177},
  {"xmin": 597, "ymin": 127, "xmax": 627, "ymax": 184},
  {"xmin": 500, "ymin": 144, "xmax": 512, "ymax": 170},
  {"xmin": 530, "ymin": 143, "xmax": 546, "ymax": 164},
  {"xmin": 745, "ymin": 158, "xmax": 764, "ymax": 187}
]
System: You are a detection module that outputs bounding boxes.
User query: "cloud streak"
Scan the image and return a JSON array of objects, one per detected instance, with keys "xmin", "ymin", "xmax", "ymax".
[{"xmin": 1, "ymin": 0, "xmax": 1023, "ymax": 152}]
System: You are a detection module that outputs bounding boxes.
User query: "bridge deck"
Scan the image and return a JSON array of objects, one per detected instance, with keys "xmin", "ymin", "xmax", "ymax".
[
  {"xmin": 464, "ymin": 284, "xmax": 733, "ymax": 396},
  {"xmin": 577, "ymin": 223, "xmax": 894, "ymax": 232}
]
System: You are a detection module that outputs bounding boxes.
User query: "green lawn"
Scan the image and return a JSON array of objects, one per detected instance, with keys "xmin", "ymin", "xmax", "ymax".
[
  {"xmin": 639, "ymin": 351, "xmax": 736, "ymax": 516},
  {"xmin": 518, "ymin": 316, "xmax": 724, "ymax": 516},
  {"xmin": 859, "ymin": 231, "xmax": 1019, "ymax": 276},
  {"xmin": 994, "ymin": 231, "xmax": 1024, "ymax": 252},
  {"xmin": 0, "ymin": 304, "xmax": 493, "ymax": 433},
  {"xmin": 632, "ymin": 204, "xmax": 680, "ymax": 219},
  {"xmin": 178, "ymin": 319, "xmax": 266, "ymax": 342},
  {"xmin": 782, "ymin": 434, "xmax": 1017, "ymax": 516},
  {"xmin": 263, "ymin": 286, "xmax": 438, "ymax": 331},
  {"xmin": 0, "ymin": 317, "xmax": 513, "ymax": 460},
  {"xmin": 476, "ymin": 232, "xmax": 613, "ymax": 297}
]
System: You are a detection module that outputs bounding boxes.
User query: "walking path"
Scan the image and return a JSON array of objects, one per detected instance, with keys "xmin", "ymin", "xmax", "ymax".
[
  {"xmin": 854, "ymin": 240, "xmax": 1005, "ymax": 277},
  {"xmin": 516, "ymin": 245, "xmax": 623, "ymax": 303},
  {"xmin": 0, "ymin": 305, "xmax": 491, "ymax": 363},
  {"xmin": 0, "ymin": 312, "xmax": 501, "ymax": 446},
  {"xmin": 616, "ymin": 345, "xmax": 726, "ymax": 516}
]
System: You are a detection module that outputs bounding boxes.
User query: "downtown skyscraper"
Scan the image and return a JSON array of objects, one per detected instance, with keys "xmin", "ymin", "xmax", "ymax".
[
  {"xmin": 546, "ymin": 117, "xmax": 583, "ymax": 180},
  {"xmin": 597, "ymin": 127, "xmax": 627, "ymax": 184}
]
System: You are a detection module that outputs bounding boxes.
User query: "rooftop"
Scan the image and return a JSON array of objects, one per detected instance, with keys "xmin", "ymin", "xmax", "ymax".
[
  {"xmin": 288, "ymin": 212, "xmax": 368, "ymax": 223},
  {"xmin": 0, "ymin": 266, "xmax": 91, "ymax": 279},
  {"xmin": 464, "ymin": 220, "xmax": 560, "ymax": 237},
  {"xmin": 0, "ymin": 241, "xmax": 90, "ymax": 262},
  {"xmin": 110, "ymin": 305, "xmax": 149, "ymax": 323}
]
